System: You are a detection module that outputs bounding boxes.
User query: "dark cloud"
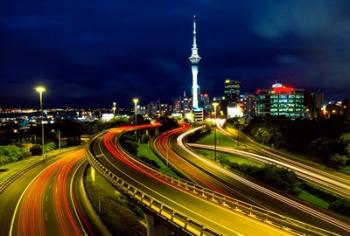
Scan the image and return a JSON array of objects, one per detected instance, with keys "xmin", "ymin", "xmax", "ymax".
[{"xmin": 0, "ymin": 0, "xmax": 350, "ymax": 108}]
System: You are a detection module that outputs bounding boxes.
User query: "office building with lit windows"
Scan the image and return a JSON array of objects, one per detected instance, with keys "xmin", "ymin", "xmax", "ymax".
[
  {"xmin": 256, "ymin": 83, "xmax": 305, "ymax": 119},
  {"xmin": 224, "ymin": 79, "xmax": 240, "ymax": 106}
]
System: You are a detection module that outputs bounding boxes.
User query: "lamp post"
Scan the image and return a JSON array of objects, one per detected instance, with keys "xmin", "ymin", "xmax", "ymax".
[
  {"xmin": 133, "ymin": 98, "xmax": 139, "ymax": 141},
  {"xmin": 35, "ymin": 86, "xmax": 46, "ymax": 160},
  {"xmin": 58, "ymin": 130, "xmax": 61, "ymax": 152},
  {"xmin": 237, "ymin": 122, "xmax": 240, "ymax": 147},
  {"xmin": 166, "ymin": 142, "xmax": 169, "ymax": 167},
  {"xmin": 212, "ymin": 102, "xmax": 219, "ymax": 162},
  {"xmin": 112, "ymin": 102, "xmax": 117, "ymax": 117}
]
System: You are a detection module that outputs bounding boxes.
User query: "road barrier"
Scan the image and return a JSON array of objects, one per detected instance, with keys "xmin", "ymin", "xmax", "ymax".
[
  {"xmin": 86, "ymin": 132, "xmax": 223, "ymax": 236},
  {"xmin": 87, "ymin": 127, "xmax": 339, "ymax": 236},
  {"xmin": 0, "ymin": 161, "xmax": 43, "ymax": 194}
]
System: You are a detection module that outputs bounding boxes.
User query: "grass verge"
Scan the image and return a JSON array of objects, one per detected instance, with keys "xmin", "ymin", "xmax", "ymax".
[
  {"xmin": 193, "ymin": 147, "xmax": 348, "ymax": 217},
  {"xmin": 341, "ymin": 166, "xmax": 350, "ymax": 175},
  {"xmin": 297, "ymin": 190, "xmax": 330, "ymax": 209},
  {"xmin": 84, "ymin": 166, "xmax": 146, "ymax": 236},
  {"xmin": 197, "ymin": 130, "xmax": 237, "ymax": 147},
  {"xmin": 0, "ymin": 145, "xmax": 82, "ymax": 183},
  {"xmin": 194, "ymin": 148, "xmax": 262, "ymax": 166},
  {"xmin": 137, "ymin": 143, "xmax": 178, "ymax": 177}
]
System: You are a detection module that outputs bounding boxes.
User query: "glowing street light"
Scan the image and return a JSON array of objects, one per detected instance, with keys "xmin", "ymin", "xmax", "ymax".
[
  {"xmin": 133, "ymin": 98, "xmax": 139, "ymax": 140},
  {"xmin": 212, "ymin": 102, "xmax": 219, "ymax": 162},
  {"xmin": 133, "ymin": 98, "xmax": 139, "ymax": 125},
  {"xmin": 112, "ymin": 102, "xmax": 117, "ymax": 116},
  {"xmin": 35, "ymin": 86, "xmax": 46, "ymax": 160}
]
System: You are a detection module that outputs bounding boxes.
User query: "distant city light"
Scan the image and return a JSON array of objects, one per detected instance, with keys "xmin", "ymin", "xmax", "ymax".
[
  {"xmin": 101, "ymin": 113, "xmax": 114, "ymax": 121},
  {"xmin": 227, "ymin": 105, "xmax": 243, "ymax": 118}
]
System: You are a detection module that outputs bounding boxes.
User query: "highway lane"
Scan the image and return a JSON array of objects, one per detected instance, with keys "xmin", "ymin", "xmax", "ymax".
[
  {"xmin": 152, "ymin": 123, "xmax": 256, "ymax": 203},
  {"xmin": 0, "ymin": 155, "xmax": 63, "ymax": 236},
  {"xmin": 9, "ymin": 149, "xmax": 95, "ymax": 236},
  {"xmin": 170, "ymin": 126, "xmax": 350, "ymax": 235},
  {"xmin": 90, "ymin": 125, "xmax": 295, "ymax": 236},
  {"xmin": 218, "ymin": 122, "xmax": 350, "ymax": 199}
]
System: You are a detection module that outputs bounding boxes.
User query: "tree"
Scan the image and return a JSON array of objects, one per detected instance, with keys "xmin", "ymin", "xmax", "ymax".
[
  {"xmin": 329, "ymin": 154, "xmax": 349, "ymax": 168},
  {"xmin": 140, "ymin": 133, "xmax": 150, "ymax": 144},
  {"xmin": 329, "ymin": 199, "xmax": 350, "ymax": 216},
  {"xmin": 121, "ymin": 140, "xmax": 138, "ymax": 156},
  {"xmin": 308, "ymin": 137, "xmax": 335, "ymax": 159},
  {"xmin": 138, "ymin": 156, "xmax": 160, "ymax": 169},
  {"xmin": 130, "ymin": 114, "xmax": 149, "ymax": 126},
  {"xmin": 158, "ymin": 116, "xmax": 178, "ymax": 132},
  {"xmin": 254, "ymin": 127, "xmax": 272, "ymax": 145},
  {"xmin": 44, "ymin": 142, "xmax": 56, "ymax": 152},
  {"xmin": 29, "ymin": 144, "xmax": 42, "ymax": 156},
  {"xmin": 256, "ymin": 165, "xmax": 299, "ymax": 193},
  {"xmin": 66, "ymin": 137, "xmax": 81, "ymax": 146}
]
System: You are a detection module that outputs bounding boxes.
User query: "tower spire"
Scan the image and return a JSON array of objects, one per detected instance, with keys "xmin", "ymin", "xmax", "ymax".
[
  {"xmin": 189, "ymin": 14, "xmax": 201, "ymax": 110},
  {"xmin": 192, "ymin": 14, "xmax": 197, "ymax": 49},
  {"xmin": 189, "ymin": 15, "xmax": 201, "ymax": 63}
]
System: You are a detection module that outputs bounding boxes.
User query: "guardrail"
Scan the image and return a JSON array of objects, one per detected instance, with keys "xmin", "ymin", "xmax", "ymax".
[
  {"xmin": 86, "ymin": 131, "xmax": 223, "ymax": 236},
  {"xmin": 88, "ymin": 126, "xmax": 339, "ymax": 236},
  {"xmin": 0, "ymin": 146, "xmax": 83, "ymax": 194},
  {"xmin": 173, "ymin": 125, "xmax": 342, "ymax": 236},
  {"xmin": 0, "ymin": 160, "xmax": 43, "ymax": 194},
  {"xmin": 116, "ymin": 129, "xmax": 316, "ymax": 235}
]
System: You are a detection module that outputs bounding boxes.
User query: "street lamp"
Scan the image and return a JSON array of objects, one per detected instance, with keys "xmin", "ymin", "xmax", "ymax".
[
  {"xmin": 212, "ymin": 102, "xmax": 219, "ymax": 162},
  {"xmin": 133, "ymin": 98, "xmax": 139, "ymax": 125},
  {"xmin": 51, "ymin": 129, "xmax": 61, "ymax": 152},
  {"xmin": 35, "ymin": 86, "xmax": 46, "ymax": 160},
  {"xmin": 112, "ymin": 102, "xmax": 117, "ymax": 116},
  {"xmin": 237, "ymin": 121, "xmax": 240, "ymax": 148},
  {"xmin": 133, "ymin": 98, "xmax": 139, "ymax": 141}
]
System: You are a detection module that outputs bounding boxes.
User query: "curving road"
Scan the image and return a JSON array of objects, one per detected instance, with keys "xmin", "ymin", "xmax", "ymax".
[
  {"xmin": 217, "ymin": 122, "xmax": 350, "ymax": 199},
  {"xmin": 154, "ymin": 125, "xmax": 350, "ymax": 235},
  {"xmin": 152, "ymin": 123, "xmax": 250, "ymax": 199},
  {"xmin": 9, "ymin": 149, "xmax": 95, "ymax": 236},
  {"xmin": 88, "ymin": 124, "xmax": 296, "ymax": 236}
]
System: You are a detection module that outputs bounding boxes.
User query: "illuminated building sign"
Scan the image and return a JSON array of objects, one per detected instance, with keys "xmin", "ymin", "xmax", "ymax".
[{"xmin": 272, "ymin": 86, "xmax": 294, "ymax": 94}]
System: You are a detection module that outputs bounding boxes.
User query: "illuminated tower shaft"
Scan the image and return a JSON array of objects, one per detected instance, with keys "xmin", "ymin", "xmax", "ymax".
[{"xmin": 189, "ymin": 15, "xmax": 201, "ymax": 110}]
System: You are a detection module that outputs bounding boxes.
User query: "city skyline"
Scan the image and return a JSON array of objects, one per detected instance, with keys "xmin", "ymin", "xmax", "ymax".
[{"xmin": 1, "ymin": 0, "xmax": 350, "ymax": 108}]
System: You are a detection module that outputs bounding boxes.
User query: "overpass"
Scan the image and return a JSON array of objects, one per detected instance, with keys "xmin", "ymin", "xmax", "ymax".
[{"xmin": 86, "ymin": 124, "xmax": 338, "ymax": 236}]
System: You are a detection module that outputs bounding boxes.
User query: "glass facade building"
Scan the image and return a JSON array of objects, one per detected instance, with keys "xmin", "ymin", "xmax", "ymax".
[
  {"xmin": 224, "ymin": 79, "xmax": 240, "ymax": 106},
  {"xmin": 256, "ymin": 83, "xmax": 305, "ymax": 119}
]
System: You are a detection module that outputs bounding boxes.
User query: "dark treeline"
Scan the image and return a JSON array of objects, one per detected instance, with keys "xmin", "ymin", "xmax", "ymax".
[
  {"xmin": 239, "ymin": 115, "xmax": 350, "ymax": 168},
  {"xmin": 0, "ymin": 118, "xmax": 129, "ymax": 145},
  {"xmin": 0, "ymin": 118, "xmax": 129, "ymax": 166},
  {"xmin": 186, "ymin": 125, "xmax": 211, "ymax": 143}
]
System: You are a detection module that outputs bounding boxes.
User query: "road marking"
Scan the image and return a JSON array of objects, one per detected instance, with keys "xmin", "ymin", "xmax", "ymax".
[
  {"xmin": 96, "ymin": 134, "xmax": 248, "ymax": 236},
  {"xmin": 9, "ymin": 165, "xmax": 51, "ymax": 236},
  {"xmin": 69, "ymin": 159, "xmax": 88, "ymax": 236},
  {"xmin": 181, "ymin": 140, "xmax": 350, "ymax": 232}
]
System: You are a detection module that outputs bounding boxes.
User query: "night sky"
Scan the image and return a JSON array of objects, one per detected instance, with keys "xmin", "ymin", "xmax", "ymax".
[{"xmin": 1, "ymin": 0, "xmax": 350, "ymax": 108}]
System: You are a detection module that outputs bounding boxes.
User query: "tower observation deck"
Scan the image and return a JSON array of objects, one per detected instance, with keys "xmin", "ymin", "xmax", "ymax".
[{"xmin": 189, "ymin": 15, "xmax": 201, "ymax": 110}]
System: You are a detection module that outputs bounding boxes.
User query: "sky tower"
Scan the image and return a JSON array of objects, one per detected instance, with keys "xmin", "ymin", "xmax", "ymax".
[{"xmin": 189, "ymin": 15, "xmax": 201, "ymax": 110}]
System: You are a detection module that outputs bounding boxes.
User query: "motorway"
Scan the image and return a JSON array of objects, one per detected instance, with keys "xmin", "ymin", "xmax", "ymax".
[
  {"xmin": 88, "ymin": 124, "xmax": 297, "ymax": 236},
  {"xmin": 217, "ymin": 122, "xmax": 350, "ymax": 199},
  {"xmin": 152, "ymin": 123, "xmax": 254, "ymax": 202},
  {"xmin": 153, "ymin": 125, "xmax": 350, "ymax": 235},
  {"xmin": 7, "ymin": 149, "xmax": 96, "ymax": 236}
]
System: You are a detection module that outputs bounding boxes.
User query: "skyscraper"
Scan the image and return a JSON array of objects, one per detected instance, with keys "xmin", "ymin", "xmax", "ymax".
[
  {"xmin": 224, "ymin": 79, "xmax": 240, "ymax": 106},
  {"xmin": 188, "ymin": 15, "xmax": 201, "ymax": 110},
  {"xmin": 256, "ymin": 83, "xmax": 305, "ymax": 119}
]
